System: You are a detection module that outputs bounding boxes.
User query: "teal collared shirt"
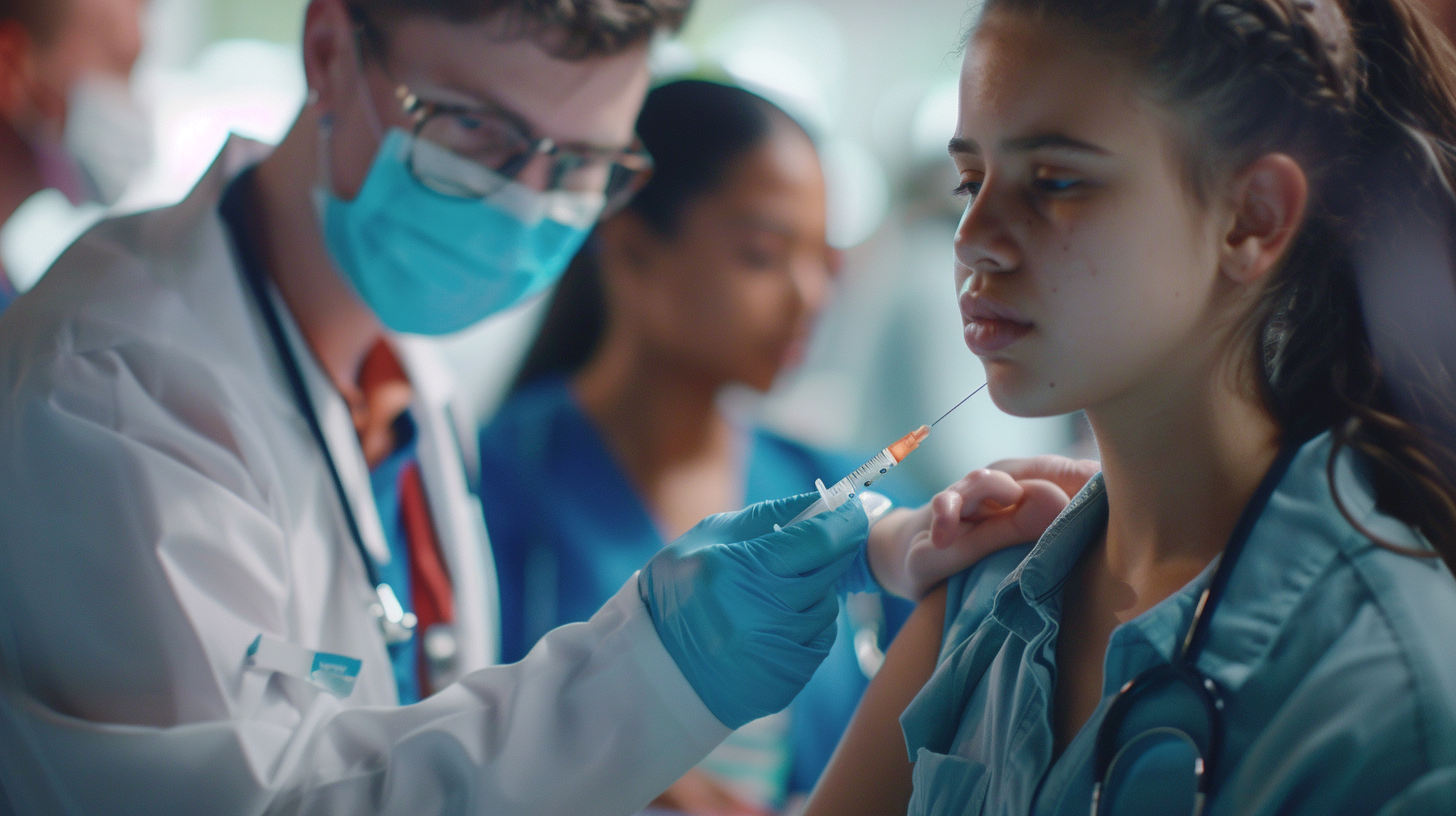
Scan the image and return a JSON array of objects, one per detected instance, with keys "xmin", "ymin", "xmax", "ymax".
[{"xmin": 901, "ymin": 432, "xmax": 1456, "ymax": 815}]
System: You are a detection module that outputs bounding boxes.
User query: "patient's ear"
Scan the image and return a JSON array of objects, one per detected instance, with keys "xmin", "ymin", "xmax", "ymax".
[{"xmin": 1219, "ymin": 152, "xmax": 1308, "ymax": 285}]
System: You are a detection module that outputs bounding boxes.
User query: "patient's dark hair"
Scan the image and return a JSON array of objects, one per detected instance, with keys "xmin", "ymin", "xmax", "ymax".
[
  {"xmin": 512, "ymin": 79, "xmax": 804, "ymax": 388},
  {"xmin": 350, "ymin": 0, "xmax": 690, "ymax": 58},
  {"xmin": 975, "ymin": 0, "xmax": 1456, "ymax": 564}
]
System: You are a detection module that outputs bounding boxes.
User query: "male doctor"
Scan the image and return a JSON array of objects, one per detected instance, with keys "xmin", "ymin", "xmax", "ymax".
[{"xmin": 0, "ymin": 0, "xmax": 1094, "ymax": 812}]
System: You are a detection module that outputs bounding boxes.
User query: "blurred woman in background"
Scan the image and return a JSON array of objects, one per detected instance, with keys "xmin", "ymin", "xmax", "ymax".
[{"xmin": 478, "ymin": 79, "xmax": 918, "ymax": 815}]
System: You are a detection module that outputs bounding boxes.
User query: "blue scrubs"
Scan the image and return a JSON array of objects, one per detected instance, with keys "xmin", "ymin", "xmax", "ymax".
[
  {"xmin": 479, "ymin": 376, "xmax": 918, "ymax": 795},
  {"xmin": 900, "ymin": 432, "xmax": 1456, "ymax": 815}
]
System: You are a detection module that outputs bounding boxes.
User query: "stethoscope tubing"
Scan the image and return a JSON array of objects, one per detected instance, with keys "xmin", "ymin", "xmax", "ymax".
[
  {"xmin": 221, "ymin": 175, "xmax": 402, "ymax": 634},
  {"xmin": 1089, "ymin": 442, "xmax": 1301, "ymax": 813}
]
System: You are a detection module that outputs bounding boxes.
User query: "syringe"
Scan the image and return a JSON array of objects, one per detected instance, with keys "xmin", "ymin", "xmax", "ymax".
[{"xmin": 775, "ymin": 383, "xmax": 988, "ymax": 531}]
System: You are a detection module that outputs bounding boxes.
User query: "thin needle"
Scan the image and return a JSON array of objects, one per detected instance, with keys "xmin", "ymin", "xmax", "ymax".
[{"xmin": 930, "ymin": 382, "xmax": 988, "ymax": 427}]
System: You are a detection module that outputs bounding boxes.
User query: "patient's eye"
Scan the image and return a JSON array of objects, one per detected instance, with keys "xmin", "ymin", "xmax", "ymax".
[{"xmin": 1032, "ymin": 167, "xmax": 1086, "ymax": 195}]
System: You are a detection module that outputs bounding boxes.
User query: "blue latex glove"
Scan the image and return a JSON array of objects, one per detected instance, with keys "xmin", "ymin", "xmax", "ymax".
[{"xmin": 639, "ymin": 492, "xmax": 869, "ymax": 729}]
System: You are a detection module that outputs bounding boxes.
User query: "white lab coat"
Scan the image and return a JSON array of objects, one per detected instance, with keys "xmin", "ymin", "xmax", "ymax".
[{"xmin": 0, "ymin": 136, "xmax": 729, "ymax": 815}]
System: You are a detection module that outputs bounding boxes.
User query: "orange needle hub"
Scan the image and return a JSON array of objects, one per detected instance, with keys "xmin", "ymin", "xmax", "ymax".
[{"xmin": 887, "ymin": 425, "xmax": 931, "ymax": 463}]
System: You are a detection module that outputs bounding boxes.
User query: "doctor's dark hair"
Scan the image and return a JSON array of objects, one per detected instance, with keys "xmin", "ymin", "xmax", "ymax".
[
  {"xmin": 348, "ymin": 0, "xmax": 690, "ymax": 58},
  {"xmin": 973, "ymin": 0, "xmax": 1456, "ymax": 564},
  {"xmin": 511, "ymin": 79, "xmax": 806, "ymax": 388}
]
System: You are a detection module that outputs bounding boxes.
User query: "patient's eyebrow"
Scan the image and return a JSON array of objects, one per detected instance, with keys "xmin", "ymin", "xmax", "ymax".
[
  {"xmin": 948, "ymin": 133, "xmax": 1109, "ymax": 156},
  {"xmin": 1002, "ymin": 134, "xmax": 1109, "ymax": 154}
]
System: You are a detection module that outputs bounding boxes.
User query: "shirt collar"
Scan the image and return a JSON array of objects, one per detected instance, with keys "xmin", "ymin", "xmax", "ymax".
[
  {"xmin": 987, "ymin": 473, "xmax": 1108, "ymax": 642},
  {"xmin": 1194, "ymin": 431, "xmax": 1431, "ymax": 691},
  {"xmin": 987, "ymin": 431, "xmax": 1422, "ymax": 693}
]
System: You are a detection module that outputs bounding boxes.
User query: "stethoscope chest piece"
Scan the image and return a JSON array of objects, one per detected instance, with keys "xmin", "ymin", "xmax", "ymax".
[{"xmin": 370, "ymin": 583, "xmax": 418, "ymax": 645}]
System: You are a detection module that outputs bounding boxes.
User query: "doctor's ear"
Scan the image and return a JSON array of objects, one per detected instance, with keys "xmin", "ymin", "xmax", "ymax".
[
  {"xmin": 301, "ymin": 0, "xmax": 363, "ymax": 119},
  {"xmin": 1219, "ymin": 152, "xmax": 1308, "ymax": 285}
]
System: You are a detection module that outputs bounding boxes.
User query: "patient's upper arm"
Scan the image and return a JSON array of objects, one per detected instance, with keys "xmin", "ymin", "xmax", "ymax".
[{"xmin": 801, "ymin": 585, "xmax": 948, "ymax": 816}]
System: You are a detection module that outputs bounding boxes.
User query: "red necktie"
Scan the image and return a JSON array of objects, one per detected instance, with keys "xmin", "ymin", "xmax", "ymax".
[
  {"xmin": 399, "ymin": 460, "xmax": 454, "ymax": 692},
  {"xmin": 356, "ymin": 340, "xmax": 455, "ymax": 696}
]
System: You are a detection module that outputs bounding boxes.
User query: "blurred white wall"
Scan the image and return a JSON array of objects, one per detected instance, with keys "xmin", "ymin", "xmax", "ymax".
[{"xmin": 125, "ymin": 0, "xmax": 1078, "ymax": 496}]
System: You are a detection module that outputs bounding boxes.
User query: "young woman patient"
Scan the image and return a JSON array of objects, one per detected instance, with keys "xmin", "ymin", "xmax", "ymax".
[
  {"xmin": 805, "ymin": 0, "xmax": 1456, "ymax": 814},
  {"xmin": 478, "ymin": 79, "xmax": 1093, "ymax": 814}
]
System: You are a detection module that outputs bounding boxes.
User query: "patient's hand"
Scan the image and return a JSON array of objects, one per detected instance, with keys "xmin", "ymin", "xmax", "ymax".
[{"xmin": 868, "ymin": 455, "xmax": 1099, "ymax": 599}]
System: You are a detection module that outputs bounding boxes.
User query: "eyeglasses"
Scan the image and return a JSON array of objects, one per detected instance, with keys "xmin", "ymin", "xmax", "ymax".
[
  {"xmin": 348, "ymin": 7, "xmax": 653, "ymax": 214},
  {"xmin": 394, "ymin": 85, "xmax": 654, "ymax": 214},
  {"xmin": 1090, "ymin": 445, "xmax": 1298, "ymax": 816}
]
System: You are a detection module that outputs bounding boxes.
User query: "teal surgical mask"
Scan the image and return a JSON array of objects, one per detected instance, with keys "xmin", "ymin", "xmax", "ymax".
[{"xmin": 317, "ymin": 127, "xmax": 602, "ymax": 336}]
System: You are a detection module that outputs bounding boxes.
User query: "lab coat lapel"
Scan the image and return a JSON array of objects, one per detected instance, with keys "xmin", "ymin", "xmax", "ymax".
[
  {"xmin": 213, "ymin": 138, "xmax": 497, "ymax": 674},
  {"xmin": 266, "ymin": 285, "xmax": 394, "ymax": 567}
]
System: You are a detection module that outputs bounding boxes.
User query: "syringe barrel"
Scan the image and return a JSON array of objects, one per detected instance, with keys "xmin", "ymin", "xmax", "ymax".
[
  {"xmin": 842, "ymin": 448, "xmax": 899, "ymax": 492},
  {"xmin": 779, "ymin": 448, "xmax": 899, "ymax": 529}
]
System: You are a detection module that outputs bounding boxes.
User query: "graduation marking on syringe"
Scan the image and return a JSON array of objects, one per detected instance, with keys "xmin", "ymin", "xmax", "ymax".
[{"xmin": 774, "ymin": 382, "xmax": 989, "ymax": 531}]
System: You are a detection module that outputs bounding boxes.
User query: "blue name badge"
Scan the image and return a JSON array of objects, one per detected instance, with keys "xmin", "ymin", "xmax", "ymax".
[{"xmin": 246, "ymin": 634, "xmax": 362, "ymax": 698}]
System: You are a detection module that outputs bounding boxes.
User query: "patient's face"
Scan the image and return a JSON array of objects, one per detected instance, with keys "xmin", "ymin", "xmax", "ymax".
[
  {"xmin": 631, "ymin": 124, "xmax": 835, "ymax": 392},
  {"xmin": 951, "ymin": 10, "xmax": 1230, "ymax": 419}
]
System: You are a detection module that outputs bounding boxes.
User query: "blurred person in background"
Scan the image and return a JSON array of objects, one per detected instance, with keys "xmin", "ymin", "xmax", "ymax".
[
  {"xmin": 0, "ymin": 0, "xmax": 150, "ymax": 310},
  {"xmin": 481, "ymin": 79, "xmax": 922, "ymax": 815}
]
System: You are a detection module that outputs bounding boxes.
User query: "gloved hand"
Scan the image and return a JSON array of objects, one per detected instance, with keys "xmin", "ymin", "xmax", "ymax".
[{"xmin": 639, "ymin": 492, "xmax": 869, "ymax": 729}]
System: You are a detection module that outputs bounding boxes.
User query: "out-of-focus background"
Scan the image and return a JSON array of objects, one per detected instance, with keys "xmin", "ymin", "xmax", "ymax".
[{"xmin": 27, "ymin": 0, "xmax": 1093, "ymax": 494}]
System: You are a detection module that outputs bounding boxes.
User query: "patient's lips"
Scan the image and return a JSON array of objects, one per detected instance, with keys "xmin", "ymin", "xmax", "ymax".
[{"xmin": 960, "ymin": 293, "xmax": 1032, "ymax": 355}]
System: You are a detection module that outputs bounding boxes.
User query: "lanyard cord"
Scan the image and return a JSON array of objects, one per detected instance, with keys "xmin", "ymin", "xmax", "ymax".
[
  {"xmin": 218, "ymin": 171, "xmax": 391, "ymax": 604},
  {"xmin": 1177, "ymin": 442, "xmax": 1301, "ymax": 664}
]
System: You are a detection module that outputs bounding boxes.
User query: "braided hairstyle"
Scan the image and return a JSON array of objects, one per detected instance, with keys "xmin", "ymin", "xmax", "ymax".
[{"xmin": 976, "ymin": 0, "xmax": 1456, "ymax": 565}]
